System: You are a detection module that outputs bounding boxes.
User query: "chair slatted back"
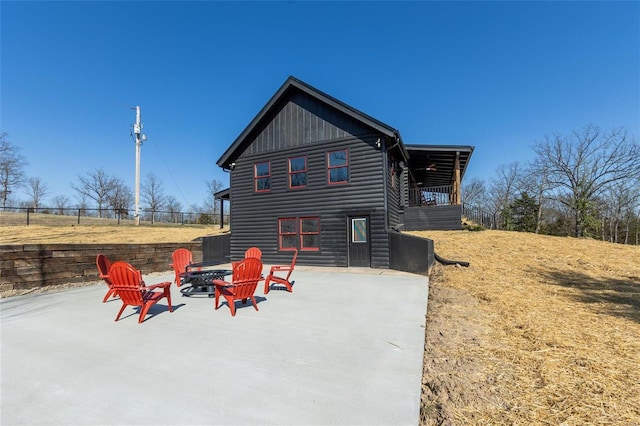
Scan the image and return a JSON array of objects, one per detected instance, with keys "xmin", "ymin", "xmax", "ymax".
[
  {"xmin": 231, "ymin": 258, "xmax": 263, "ymax": 298},
  {"xmin": 96, "ymin": 254, "xmax": 112, "ymax": 284},
  {"xmin": 244, "ymin": 247, "xmax": 262, "ymax": 260},
  {"xmin": 171, "ymin": 248, "xmax": 193, "ymax": 286},
  {"xmin": 109, "ymin": 261, "xmax": 144, "ymax": 305}
]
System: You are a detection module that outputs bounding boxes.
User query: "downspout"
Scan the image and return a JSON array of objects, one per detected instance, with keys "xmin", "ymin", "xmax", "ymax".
[{"xmin": 380, "ymin": 137, "xmax": 389, "ymax": 233}]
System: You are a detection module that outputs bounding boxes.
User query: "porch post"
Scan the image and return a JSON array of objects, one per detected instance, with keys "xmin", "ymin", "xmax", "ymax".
[
  {"xmin": 453, "ymin": 151, "xmax": 461, "ymax": 205},
  {"xmin": 219, "ymin": 198, "xmax": 224, "ymax": 229}
]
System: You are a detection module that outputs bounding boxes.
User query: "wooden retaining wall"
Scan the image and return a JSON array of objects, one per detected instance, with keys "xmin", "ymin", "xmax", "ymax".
[{"xmin": 0, "ymin": 242, "xmax": 202, "ymax": 293}]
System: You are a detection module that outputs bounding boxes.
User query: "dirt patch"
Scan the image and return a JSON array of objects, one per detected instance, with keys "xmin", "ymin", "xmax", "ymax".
[{"xmin": 420, "ymin": 264, "xmax": 513, "ymax": 425}]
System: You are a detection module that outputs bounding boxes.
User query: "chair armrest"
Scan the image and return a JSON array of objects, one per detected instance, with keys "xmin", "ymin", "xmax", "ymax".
[
  {"xmin": 143, "ymin": 281, "xmax": 171, "ymax": 291},
  {"xmin": 212, "ymin": 279, "xmax": 231, "ymax": 287},
  {"xmin": 270, "ymin": 265, "xmax": 292, "ymax": 272}
]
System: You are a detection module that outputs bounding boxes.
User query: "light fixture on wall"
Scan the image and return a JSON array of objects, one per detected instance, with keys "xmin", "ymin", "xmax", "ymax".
[{"xmin": 375, "ymin": 138, "xmax": 381, "ymax": 149}]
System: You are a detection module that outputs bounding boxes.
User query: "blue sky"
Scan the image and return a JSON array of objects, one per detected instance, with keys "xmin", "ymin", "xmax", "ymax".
[{"xmin": 2, "ymin": 1, "xmax": 638, "ymax": 210}]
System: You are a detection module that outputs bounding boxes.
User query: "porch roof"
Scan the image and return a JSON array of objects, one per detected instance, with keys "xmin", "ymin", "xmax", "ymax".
[{"xmin": 405, "ymin": 144, "xmax": 474, "ymax": 188}]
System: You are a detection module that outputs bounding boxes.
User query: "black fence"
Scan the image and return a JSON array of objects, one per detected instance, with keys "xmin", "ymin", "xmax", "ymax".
[
  {"xmin": 0, "ymin": 206, "xmax": 230, "ymax": 227},
  {"xmin": 462, "ymin": 203, "xmax": 497, "ymax": 229}
]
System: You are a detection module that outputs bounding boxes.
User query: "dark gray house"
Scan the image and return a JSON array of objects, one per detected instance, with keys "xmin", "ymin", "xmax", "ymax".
[{"xmin": 216, "ymin": 76, "xmax": 473, "ymax": 268}]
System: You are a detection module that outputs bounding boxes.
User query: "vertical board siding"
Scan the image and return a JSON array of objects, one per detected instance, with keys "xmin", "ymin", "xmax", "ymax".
[{"xmin": 249, "ymin": 92, "xmax": 371, "ymax": 156}]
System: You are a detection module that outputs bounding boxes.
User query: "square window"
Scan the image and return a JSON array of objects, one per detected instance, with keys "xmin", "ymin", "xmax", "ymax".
[{"xmin": 278, "ymin": 216, "xmax": 320, "ymax": 251}]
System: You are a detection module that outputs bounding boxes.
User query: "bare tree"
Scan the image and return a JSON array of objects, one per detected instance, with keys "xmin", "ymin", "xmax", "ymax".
[
  {"xmin": 75, "ymin": 194, "xmax": 90, "ymax": 216},
  {"xmin": 0, "ymin": 133, "xmax": 28, "ymax": 209},
  {"xmin": 141, "ymin": 173, "xmax": 166, "ymax": 223},
  {"xmin": 487, "ymin": 162, "xmax": 522, "ymax": 228},
  {"xmin": 25, "ymin": 177, "xmax": 49, "ymax": 210},
  {"xmin": 204, "ymin": 178, "xmax": 224, "ymax": 214},
  {"xmin": 601, "ymin": 180, "xmax": 640, "ymax": 244},
  {"xmin": 165, "ymin": 195, "xmax": 182, "ymax": 223},
  {"xmin": 52, "ymin": 195, "xmax": 70, "ymax": 214},
  {"xmin": 533, "ymin": 125, "xmax": 640, "ymax": 237},
  {"xmin": 461, "ymin": 177, "xmax": 486, "ymax": 207},
  {"xmin": 522, "ymin": 160, "xmax": 557, "ymax": 234},
  {"xmin": 72, "ymin": 168, "xmax": 117, "ymax": 217},
  {"xmin": 108, "ymin": 178, "xmax": 133, "ymax": 218}
]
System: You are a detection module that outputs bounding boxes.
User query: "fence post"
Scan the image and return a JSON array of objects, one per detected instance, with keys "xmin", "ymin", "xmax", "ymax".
[
  {"xmin": 26, "ymin": 208, "xmax": 30, "ymax": 226},
  {"xmin": 78, "ymin": 209, "xmax": 81, "ymax": 225},
  {"xmin": 181, "ymin": 213, "xmax": 184, "ymax": 225}
]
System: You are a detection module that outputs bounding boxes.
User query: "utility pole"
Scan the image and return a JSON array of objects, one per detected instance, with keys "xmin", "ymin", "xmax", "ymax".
[{"xmin": 132, "ymin": 106, "xmax": 146, "ymax": 226}]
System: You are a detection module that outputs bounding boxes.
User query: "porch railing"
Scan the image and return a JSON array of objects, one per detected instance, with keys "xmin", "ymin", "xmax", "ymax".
[
  {"xmin": 408, "ymin": 185, "xmax": 454, "ymax": 207},
  {"xmin": 462, "ymin": 203, "xmax": 497, "ymax": 229}
]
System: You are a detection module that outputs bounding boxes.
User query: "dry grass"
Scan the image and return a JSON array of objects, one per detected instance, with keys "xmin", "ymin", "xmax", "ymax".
[
  {"xmin": 0, "ymin": 224, "xmax": 228, "ymax": 244},
  {"xmin": 413, "ymin": 230, "xmax": 640, "ymax": 425}
]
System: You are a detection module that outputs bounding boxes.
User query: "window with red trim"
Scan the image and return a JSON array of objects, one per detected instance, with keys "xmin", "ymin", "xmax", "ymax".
[
  {"xmin": 254, "ymin": 162, "xmax": 271, "ymax": 192},
  {"xmin": 289, "ymin": 156, "xmax": 307, "ymax": 188},
  {"xmin": 278, "ymin": 216, "xmax": 320, "ymax": 250},
  {"xmin": 278, "ymin": 218, "xmax": 297, "ymax": 250},
  {"xmin": 300, "ymin": 217, "xmax": 320, "ymax": 250},
  {"xmin": 327, "ymin": 149, "xmax": 349, "ymax": 184}
]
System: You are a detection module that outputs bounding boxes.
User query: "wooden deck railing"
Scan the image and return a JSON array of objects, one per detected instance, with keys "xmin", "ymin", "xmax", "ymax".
[{"xmin": 408, "ymin": 185, "xmax": 454, "ymax": 207}]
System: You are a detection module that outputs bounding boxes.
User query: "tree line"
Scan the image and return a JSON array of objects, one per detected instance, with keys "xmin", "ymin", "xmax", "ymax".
[
  {"xmin": 462, "ymin": 124, "xmax": 640, "ymax": 244},
  {"xmin": 0, "ymin": 132, "xmax": 225, "ymax": 221},
  {"xmin": 3, "ymin": 125, "xmax": 639, "ymax": 242}
]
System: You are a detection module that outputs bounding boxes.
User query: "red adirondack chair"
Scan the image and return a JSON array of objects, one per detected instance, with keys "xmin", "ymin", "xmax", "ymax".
[
  {"xmin": 264, "ymin": 249, "xmax": 298, "ymax": 294},
  {"xmin": 170, "ymin": 248, "xmax": 193, "ymax": 287},
  {"xmin": 96, "ymin": 254, "xmax": 117, "ymax": 302},
  {"xmin": 244, "ymin": 246, "xmax": 262, "ymax": 260},
  {"xmin": 232, "ymin": 246, "xmax": 262, "ymax": 269},
  {"xmin": 109, "ymin": 261, "xmax": 173, "ymax": 323},
  {"xmin": 213, "ymin": 257, "xmax": 263, "ymax": 316}
]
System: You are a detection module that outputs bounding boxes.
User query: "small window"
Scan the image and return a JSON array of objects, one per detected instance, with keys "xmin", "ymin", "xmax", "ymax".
[
  {"xmin": 289, "ymin": 156, "xmax": 307, "ymax": 188},
  {"xmin": 300, "ymin": 217, "xmax": 320, "ymax": 250},
  {"xmin": 327, "ymin": 149, "xmax": 349, "ymax": 184},
  {"xmin": 279, "ymin": 218, "xmax": 297, "ymax": 250},
  {"xmin": 351, "ymin": 218, "xmax": 367, "ymax": 243},
  {"xmin": 254, "ymin": 162, "xmax": 271, "ymax": 192}
]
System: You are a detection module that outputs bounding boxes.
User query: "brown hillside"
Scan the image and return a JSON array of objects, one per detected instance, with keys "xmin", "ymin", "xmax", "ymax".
[{"xmin": 413, "ymin": 230, "xmax": 640, "ymax": 425}]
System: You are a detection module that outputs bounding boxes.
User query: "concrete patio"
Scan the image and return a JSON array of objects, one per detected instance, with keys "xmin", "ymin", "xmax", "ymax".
[{"xmin": 1, "ymin": 265, "xmax": 429, "ymax": 425}]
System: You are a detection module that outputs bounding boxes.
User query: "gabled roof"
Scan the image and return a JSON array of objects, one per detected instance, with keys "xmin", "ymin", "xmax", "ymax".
[{"xmin": 216, "ymin": 76, "xmax": 407, "ymax": 169}]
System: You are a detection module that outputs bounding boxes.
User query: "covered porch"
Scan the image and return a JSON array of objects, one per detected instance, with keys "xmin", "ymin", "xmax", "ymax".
[{"xmin": 402, "ymin": 145, "xmax": 474, "ymax": 230}]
